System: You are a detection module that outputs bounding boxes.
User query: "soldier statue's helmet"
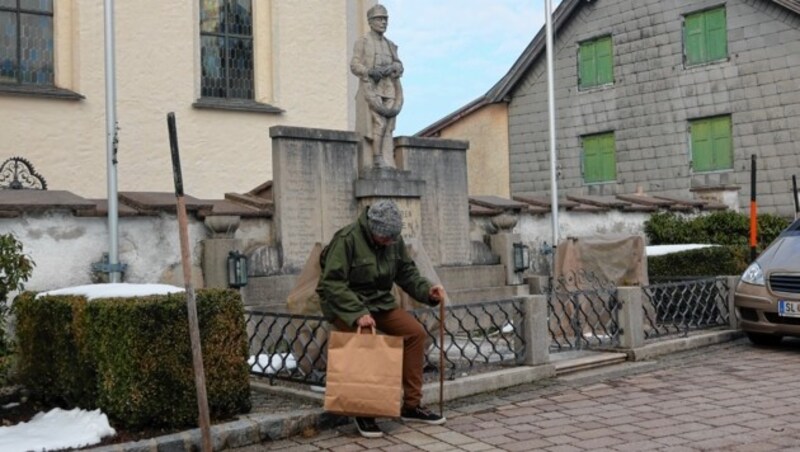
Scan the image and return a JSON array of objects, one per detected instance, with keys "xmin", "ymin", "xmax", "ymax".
[{"xmin": 367, "ymin": 4, "xmax": 388, "ymax": 19}]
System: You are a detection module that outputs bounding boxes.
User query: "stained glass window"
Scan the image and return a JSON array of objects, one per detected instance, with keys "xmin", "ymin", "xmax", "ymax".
[
  {"xmin": 200, "ymin": 0, "xmax": 253, "ymax": 100},
  {"xmin": 0, "ymin": 0, "xmax": 53, "ymax": 85}
]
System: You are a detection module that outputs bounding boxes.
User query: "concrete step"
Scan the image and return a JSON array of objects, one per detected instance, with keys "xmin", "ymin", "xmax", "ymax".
[
  {"xmin": 435, "ymin": 264, "xmax": 507, "ymax": 291},
  {"xmin": 448, "ymin": 284, "xmax": 529, "ymax": 304},
  {"xmin": 550, "ymin": 350, "xmax": 628, "ymax": 376}
]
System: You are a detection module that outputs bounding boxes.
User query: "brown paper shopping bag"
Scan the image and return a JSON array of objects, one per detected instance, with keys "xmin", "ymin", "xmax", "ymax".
[{"xmin": 324, "ymin": 327, "xmax": 403, "ymax": 418}]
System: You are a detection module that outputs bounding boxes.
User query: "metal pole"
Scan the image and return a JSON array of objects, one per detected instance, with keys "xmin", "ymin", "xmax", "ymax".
[
  {"xmin": 103, "ymin": 0, "xmax": 120, "ymax": 282},
  {"xmin": 167, "ymin": 113, "xmax": 213, "ymax": 452},
  {"xmin": 793, "ymin": 175, "xmax": 798, "ymax": 220},
  {"xmin": 750, "ymin": 154, "xmax": 757, "ymax": 262},
  {"xmin": 439, "ymin": 297, "xmax": 445, "ymax": 416},
  {"xmin": 545, "ymin": 0, "xmax": 560, "ymax": 264}
]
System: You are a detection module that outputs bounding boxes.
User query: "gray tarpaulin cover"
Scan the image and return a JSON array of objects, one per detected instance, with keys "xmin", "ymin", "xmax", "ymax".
[{"xmin": 555, "ymin": 235, "xmax": 648, "ymax": 287}]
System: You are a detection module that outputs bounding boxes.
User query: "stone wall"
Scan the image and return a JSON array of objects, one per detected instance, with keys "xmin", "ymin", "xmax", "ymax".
[{"xmin": 509, "ymin": 0, "xmax": 800, "ymax": 215}]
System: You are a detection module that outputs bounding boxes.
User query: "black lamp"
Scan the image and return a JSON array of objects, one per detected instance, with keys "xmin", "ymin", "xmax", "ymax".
[
  {"xmin": 227, "ymin": 250, "xmax": 249, "ymax": 288},
  {"xmin": 512, "ymin": 243, "xmax": 530, "ymax": 273}
]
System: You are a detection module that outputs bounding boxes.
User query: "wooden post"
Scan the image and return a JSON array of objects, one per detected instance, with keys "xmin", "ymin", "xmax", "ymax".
[{"xmin": 167, "ymin": 113, "xmax": 212, "ymax": 452}]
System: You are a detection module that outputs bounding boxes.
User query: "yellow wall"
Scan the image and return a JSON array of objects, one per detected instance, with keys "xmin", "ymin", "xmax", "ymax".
[
  {"xmin": 0, "ymin": 0, "xmax": 372, "ymax": 198},
  {"xmin": 439, "ymin": 103, "xmax": 510, "ymax": 197}
]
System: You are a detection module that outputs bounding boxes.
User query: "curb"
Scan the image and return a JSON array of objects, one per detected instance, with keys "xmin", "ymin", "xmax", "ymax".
[
  {"xmin": 86, "ymin": 409, "xmax": 346, "ymax": 452},
  {"xmin": 87, "ymin": 329, "xmax": 742, "ymax": 451}
]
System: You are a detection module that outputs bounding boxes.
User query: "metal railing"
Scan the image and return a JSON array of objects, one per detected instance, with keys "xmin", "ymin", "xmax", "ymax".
[
  {"xmin": 548, "ymin": 271, "xmax": 620, "ymax": 352},
  {"xmin": 642, "ymin": 277, "xmax": 730, "ymax": 340},
  {"xmin": 245, "ymin": 298, "xmax": 526, "ymax": 386},
  {"xmin": 411, "ymin": 299, "xmax": 525, "ymax": 381}
]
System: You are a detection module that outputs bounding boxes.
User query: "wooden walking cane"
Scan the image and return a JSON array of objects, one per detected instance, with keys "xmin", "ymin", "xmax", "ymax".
[
  {"xmin": 167, "ymin": 112, "xmax": 213, "ymax": 452},
  {"xmin": 439, "ymin": 294, "xmax": 445, "ymax": 416}
]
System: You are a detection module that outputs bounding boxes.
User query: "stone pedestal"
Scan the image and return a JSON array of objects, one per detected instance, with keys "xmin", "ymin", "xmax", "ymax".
[
  {"xmin": 394, "ymin": 136, "xmax": 470, "ymax": 266},
  {"xmin": 269, "ymin": 128, "xmax": 471, "ymax": 271},
  {"xmin": 490, "ymin": 232, "xmax": 524, "ymax": 285},
  {"xmin": 271, "ymin": 126, "xmax": 359, "ymax": 272},
  {"xmin": 201, "ymin": 215, "xmax": 241, "ymax": 288}
]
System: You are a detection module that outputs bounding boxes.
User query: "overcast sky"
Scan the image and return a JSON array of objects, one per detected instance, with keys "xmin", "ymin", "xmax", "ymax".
[{"xmin": 380, "ymin": 0, "xmax": 562, "ymax": 135}]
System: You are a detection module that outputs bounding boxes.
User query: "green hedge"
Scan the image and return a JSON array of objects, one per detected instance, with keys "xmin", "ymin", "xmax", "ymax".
[
  {"xmin": 645, "ymin": 211, "xmax": 789, "ymax": 248},
  {"xmin": 13, "ymin": 288, "xmax": 251, "ymax": 429},
  {"xmin": 648, "ymin": 245, "xmax": 749, "ymax": 280},
  {"xmin": 645, "ymin": 211, "xmax": 790, "ymax": 279},
  {"xmin": 14, "ymin": 292, "xmax": 96, "ymax": 408}
]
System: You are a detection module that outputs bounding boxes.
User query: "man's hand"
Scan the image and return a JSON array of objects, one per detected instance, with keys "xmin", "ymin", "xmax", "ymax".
[
  {"xmin": 429, "ymin": 284, "xmax": 446, "ymax": 305},
  {"xmin": 356, "ymin": 314, "xmax": 376, "ymax": 329}
]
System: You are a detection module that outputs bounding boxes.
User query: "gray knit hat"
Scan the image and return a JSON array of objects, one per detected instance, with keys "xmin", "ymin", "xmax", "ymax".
[{"xmin": 367, "ymin": 200, "xmax": 403, "ymax": 240}]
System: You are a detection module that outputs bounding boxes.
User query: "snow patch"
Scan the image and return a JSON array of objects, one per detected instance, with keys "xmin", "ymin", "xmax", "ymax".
[
  {"xmin": 0, "ymin": 408, "xmax": 116, "ymax": 452},
  {"xmin": 645, "ymin": 244, "xmax": 717, "ymax": 257},
  {"xmin": 36, "ymin": 283, "xmax": 185, "ymax": 300}
]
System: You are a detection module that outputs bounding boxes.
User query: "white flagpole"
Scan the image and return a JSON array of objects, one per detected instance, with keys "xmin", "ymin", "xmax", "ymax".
[
  {"xmin": 104, "ymin": 0, "xmax": 121, "ymax": 282},
  {"xmin": 545, "ymin": 0, "xmax": 559, "ymax": 257}
]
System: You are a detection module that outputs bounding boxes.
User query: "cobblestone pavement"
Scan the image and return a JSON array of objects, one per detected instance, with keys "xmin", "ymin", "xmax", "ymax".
[{"xmin": 235, "ymin": 338, "xmax": 800, "ymax": 451}]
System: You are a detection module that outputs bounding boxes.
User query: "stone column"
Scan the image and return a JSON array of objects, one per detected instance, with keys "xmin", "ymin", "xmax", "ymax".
[
  {"xmin": 201, "ymin": 215, "xmax": 241, "ymax": 288},
  {"xmin": 518, "ymin": 294, "xmax": 550, "ymax": 366},
  {"xmin": 617, "ymin": 286, "xmax": 645, "ymax": 349},
  {"xmin": 489, "ymin": 213, "xmax": 523, "ymax": 285}
]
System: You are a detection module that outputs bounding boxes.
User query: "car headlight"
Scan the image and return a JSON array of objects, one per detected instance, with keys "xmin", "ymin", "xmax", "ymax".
[{"xmin": 741, "ymin": 262, "xmax": 765, "ymax": 286}]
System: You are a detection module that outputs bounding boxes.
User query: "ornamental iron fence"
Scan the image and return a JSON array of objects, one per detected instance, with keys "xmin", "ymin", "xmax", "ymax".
[
  {"xmin": 642, "ymin": 276, "xmax": 730, "ymax": 340},
  {"xmin": 245, "ymin": 298, "xmax": 526, "ymax": 386},
  {"xmin": 547, "ymin": 270, "xmax": 621, "ymax": 352}
]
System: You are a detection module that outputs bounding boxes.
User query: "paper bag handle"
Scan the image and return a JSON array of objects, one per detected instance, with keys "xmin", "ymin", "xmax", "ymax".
[{"xmin": 356, "ymin": 326, "xmax": 377, "ymax": 335}]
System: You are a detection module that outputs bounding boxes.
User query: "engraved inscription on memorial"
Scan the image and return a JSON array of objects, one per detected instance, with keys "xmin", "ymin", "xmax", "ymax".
[
  {"xmin": 279, "ymin": 140, "xmax": 321, "ymax": 268},
  {"xmin": 402, "ymin": 145, "xmax": 469, "ymax": 265},
  {"xmin": 273, "ymin": 130, "xmax": 359, "ymax": 271}
]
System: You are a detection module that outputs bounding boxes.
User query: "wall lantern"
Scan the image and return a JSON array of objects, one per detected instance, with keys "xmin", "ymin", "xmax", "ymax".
[
  {"xmin": 227, "ymin": 250, "xmax": 249, "ymax": 288},
  {"xmin": 513, "ymin": 243, "xmax": 530, "ymax": 273}
]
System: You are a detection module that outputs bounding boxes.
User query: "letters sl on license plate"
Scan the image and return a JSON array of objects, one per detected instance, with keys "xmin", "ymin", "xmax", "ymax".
[{"xmin": 778, "ymin": 300, "xmax": 800, "ymax": 317}]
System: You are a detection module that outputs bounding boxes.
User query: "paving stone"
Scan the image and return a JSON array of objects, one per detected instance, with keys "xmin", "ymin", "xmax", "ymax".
[{"xmin": 227, "ymin": 339, "xmax": 800, "ymax": 451}]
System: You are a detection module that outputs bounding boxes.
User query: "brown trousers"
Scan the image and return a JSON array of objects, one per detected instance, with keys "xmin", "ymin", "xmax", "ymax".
[{"xmin": 332, "ymin": 308, "xmax": 426, "ymax": 411}]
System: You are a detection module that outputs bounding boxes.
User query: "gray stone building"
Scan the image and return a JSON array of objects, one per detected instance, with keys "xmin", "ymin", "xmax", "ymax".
[{"xmin": 421, "ymin": 0, "xmax": 800, "ymax": 216}]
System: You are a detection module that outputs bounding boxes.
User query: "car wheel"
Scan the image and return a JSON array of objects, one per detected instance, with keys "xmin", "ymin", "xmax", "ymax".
[{"xmin": 746, "ymin": 332, "xmax": 783, "ymax": 346}]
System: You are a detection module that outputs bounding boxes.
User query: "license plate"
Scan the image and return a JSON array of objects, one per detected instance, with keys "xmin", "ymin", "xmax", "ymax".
[{"xmin": 778, "ymin": 300, "xmax": 800, "ymax": 317}]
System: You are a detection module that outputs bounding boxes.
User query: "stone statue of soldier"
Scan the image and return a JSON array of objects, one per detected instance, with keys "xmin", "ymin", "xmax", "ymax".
[{"xmin": 351, "ymin": 4, "xmax": 404, "ymax": 169}]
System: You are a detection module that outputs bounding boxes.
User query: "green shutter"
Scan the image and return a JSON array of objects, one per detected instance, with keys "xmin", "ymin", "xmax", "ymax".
[
  {"xmin": 685, "ymin": 7, "xmax": 727, "ymax": 65},
  {"xmin": 579, "ymin": 41, "xmax": 596, "ymax": 88},
  {"xmin": 711, "ymin": 116, "xmax": 732, "ymax": 169},
  {"xmin": 692, "ymin": 116, "xmax": 732, "ymax": 172},
  {"xmin": 705, "ymin": 8, "xmax": 727, "ymax": 62},
  {"xmin": 583, "ymin": 133, "xmax": 615, "ymax": 183},
  {"xmin": 596, "ymin": 36, "xmax": 613, "ymax": 85},
  {"xmin": 691, "ymin": 119, "xmax": 713, "ymax": 172},
  {"xmin": 685, "ymin": 12, "xmax": 705, "ymax": 65},
  {"xmin": 583, "ymin": 136, "xmax": 598, "ymax": 182},
  {"xmin": 600, "ymin": 133, "xmax": 617, "ymax": 181}
]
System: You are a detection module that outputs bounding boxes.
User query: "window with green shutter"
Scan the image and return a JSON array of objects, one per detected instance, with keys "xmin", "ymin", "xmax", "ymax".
[
  {"xmin": 684, "ymin": 7, "xmax": 727, "ymax": 66},
  {"xmin": 690, "ymin": 116, "xmax": 733, "ymax": 172},
  {"xmin": 578, "ymin": 35, "xmax": 613, "ymax": 89},
  {"xmin": 582, "ymin": 132, "xmax": 616, "ymax": 183}
]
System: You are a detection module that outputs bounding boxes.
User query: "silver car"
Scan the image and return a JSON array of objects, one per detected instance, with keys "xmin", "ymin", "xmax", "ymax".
[{"xmin": 734, "ymin": 218, "xmax": 800, "ymax": 345}]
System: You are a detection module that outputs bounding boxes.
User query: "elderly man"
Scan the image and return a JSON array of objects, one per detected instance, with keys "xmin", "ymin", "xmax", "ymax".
[
  {"xmin": 316, "ymin": 200, "xmax": 446, "ymax": 438},
  {"xmin": 351, "ymin": 4, "xmax": 404, "ymax": 169}
]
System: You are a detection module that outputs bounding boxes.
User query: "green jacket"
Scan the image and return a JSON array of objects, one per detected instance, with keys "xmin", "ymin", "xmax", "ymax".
[{"xmin": 316, "ymin": 209, "xmax": 434, "ymax": 327}]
